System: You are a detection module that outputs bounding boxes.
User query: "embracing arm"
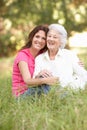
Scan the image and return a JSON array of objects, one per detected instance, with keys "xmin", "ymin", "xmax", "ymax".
[
  {"xmin": 71, "ymin": 53, "xmax": 87, "ymax": 88},
  {"xmin": 78, "ymin": 59, "xmax": 85, "ymax": 68},
  {"xmin": 18, "ymin": 61, "xmax": 59, "ymax": 87}
]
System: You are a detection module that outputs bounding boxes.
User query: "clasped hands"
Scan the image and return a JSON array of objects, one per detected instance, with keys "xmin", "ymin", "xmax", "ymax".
[{"xmin": 35, "ymin": 69, "xmax": 59, "ymax": 86}]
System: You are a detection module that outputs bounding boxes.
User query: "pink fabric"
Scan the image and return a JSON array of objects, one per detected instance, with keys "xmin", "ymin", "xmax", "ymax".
[{"xmin": 12, "ymin": 49, "xmax": 35, "ymax": 97}]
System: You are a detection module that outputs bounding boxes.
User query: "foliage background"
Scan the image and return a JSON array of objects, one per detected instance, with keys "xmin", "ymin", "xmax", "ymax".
[
  {"xmin": 0, "ymin": 1, "xmax": 87, "ymax": 129},
  {"xmin": 0, "ymin": 0, "xmax": 87, "ymax": 57}
]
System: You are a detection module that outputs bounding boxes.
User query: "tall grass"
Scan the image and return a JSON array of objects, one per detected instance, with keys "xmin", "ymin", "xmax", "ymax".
[{"xmin": 0, "ymin": 54, "xmax": 87, "ymax": 130}]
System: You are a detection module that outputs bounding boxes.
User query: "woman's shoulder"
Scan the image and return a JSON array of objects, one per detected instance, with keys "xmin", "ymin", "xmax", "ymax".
[
  {"xmin": 17, "ymin": 48, "xmax": 33, "ymax": 57},
  {"xmin": 62, "ymin": 49, "xmax": 76, "ymax": 55},
  {"xmin": 62, "ymin": 49, "xmax": 78, "ymax": 60},
  {"xmin": 14, "ymin": 49, "xmax": 32, "ymax": 64},
  {"xmin": 19, "ymin": 48, "xmax": 29, "ymax": 54},
  {"xmin": 14, "ymin": 49, "xmax": 31, "ymax": 61},
  {"xmin": 63, "ymin": 48, "xmax": 72, "ymax": 53}
]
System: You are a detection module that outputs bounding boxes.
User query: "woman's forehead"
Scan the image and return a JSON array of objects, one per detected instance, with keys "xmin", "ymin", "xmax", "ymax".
[{"xmin": 35, "ymin": 30, "xmax": 46, "ymax": 35}]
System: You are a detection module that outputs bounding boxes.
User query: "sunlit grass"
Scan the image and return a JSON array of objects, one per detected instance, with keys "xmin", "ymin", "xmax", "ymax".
[
  {"xmin": 0, "ymin": 76, "xmax": 87, "ymax": 130},
  {"xmin": 0, "ymin": 54, "xmax": 87, "ymax": 130}
]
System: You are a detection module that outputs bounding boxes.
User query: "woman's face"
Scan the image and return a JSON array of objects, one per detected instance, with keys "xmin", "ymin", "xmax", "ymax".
[
  {"xmin": 32, "ymin": 30, "xmax": 46, "ymax": 51},
  {"xmin": 47, "ymin": 29, "xmax": 61, "ymax": 51}
]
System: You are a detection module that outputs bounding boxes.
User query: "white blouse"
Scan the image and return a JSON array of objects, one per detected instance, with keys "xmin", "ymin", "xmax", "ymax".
[{"xmin": 34, "ymin": 49, "xmax": 87, "ymax": 89}]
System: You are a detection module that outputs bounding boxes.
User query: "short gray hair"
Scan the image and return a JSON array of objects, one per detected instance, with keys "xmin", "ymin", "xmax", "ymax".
[{"xmin": 48, "ymin": 24, "xmax": 67, "ymax": 49}]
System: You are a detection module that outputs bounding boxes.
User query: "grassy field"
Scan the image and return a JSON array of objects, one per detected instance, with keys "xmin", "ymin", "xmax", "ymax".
[{"xmin": 0, "ymin": 54, "xmax": 87, "ymax": 130}]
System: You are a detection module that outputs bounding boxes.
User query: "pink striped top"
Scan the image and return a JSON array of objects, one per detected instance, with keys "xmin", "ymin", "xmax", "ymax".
[{"xmin": 12, "ymin": 49, "xmax": 35, "ymax": 97}]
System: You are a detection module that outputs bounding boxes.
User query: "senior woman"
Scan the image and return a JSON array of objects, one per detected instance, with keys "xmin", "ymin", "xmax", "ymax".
[{"xmin": 34, "ymin": 24, "xmax": 87, "ymax": 92}]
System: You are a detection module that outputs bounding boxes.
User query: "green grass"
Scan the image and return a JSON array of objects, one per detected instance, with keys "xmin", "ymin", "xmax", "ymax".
[{"xmin": 0, "ymin": 54, "xmax": 87, "ymax": 130}]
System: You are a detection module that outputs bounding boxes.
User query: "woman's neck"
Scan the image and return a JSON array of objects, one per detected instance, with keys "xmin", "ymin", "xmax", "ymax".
[
  {"xmin": 48, "ymin": 49, "xmax": 59, "ymax": 60},
  {"xmin": 29, "ymin": 48, "xmax": 39, "ymax": 58}
]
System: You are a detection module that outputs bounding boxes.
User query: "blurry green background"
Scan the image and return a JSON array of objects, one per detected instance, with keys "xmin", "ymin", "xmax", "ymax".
[
  {"xmin": 0, "ymin": 0, "xmax": 87, "ymax": 57},
  {"xmin": 0, "ymin": 2, "xmax": 87, "ymax": 130}
]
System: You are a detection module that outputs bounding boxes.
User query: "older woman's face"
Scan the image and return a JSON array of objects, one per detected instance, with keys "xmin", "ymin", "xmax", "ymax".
[{"xmin": 47, "ymin": 30, "xmax": 61, "ymax": 50}]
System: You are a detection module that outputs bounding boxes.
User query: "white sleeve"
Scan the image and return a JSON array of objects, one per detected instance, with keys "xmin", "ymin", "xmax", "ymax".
[
  {"xmin": 71, "ymin": 52, "xmax": 87, "ymax": 88},
  {"xmin": 68, "ymin": 74, "xmax": 87, "ymax": 89},
  {"xmin": 33, "ymin": 56, "xmax": 42, "ymax": 78}
]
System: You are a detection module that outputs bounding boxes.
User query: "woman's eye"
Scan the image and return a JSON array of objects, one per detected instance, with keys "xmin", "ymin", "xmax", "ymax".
[
  {"xmin": 42, "ymin": 37, "xmax": 46, "ymax": 40},
  {"xmin": 47, "ymin": 35, "xmax": 51, "ymax": 37},
  {"xmin": 54, "ymin": 36, "xmax": 58, "ymax": 38},
  {"xmin": 36, "ymin": 35, "xmax": 39, "ymax": 38}
]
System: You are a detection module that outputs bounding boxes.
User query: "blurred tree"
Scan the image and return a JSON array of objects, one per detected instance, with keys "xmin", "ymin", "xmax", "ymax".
[
  {"xmin": 0, "ymin": 0, "xmax": 87, "ymax": 56},
  {"xmin": 0, "ymin": 0, "xmax": 87, "ymax": 30}
]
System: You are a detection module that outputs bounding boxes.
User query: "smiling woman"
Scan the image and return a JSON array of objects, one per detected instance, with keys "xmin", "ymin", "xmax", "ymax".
[
  {"xmin": 12, "ymin": 25, "xmax": 58, "ymax": 98},
  {"xmin": 34, "ymin": 24, "xmax": 87, "ymax": 90}
]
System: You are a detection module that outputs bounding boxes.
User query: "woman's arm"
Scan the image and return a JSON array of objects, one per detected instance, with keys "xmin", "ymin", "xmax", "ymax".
[
  {"xmin": 18, "ymin": 61, "xmax": 59, "ymax": 87},
  {"xmin": 78, "ymin": 60, "xmax": 84, "ymax": 68}
]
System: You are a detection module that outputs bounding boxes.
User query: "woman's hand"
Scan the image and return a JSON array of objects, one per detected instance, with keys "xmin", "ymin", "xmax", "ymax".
[
  {"xmin": 35, "ymin": 69, "xmax": 59, "ymax": 86},
  {"xmin": 78, "ymin": 60, "xmax": 84, "ymax": 68},
  {"xmin": 44, "ymin": 77, "xmax": 59, "ymax": 86},
  {"xmin": 36, "ymin": 69, "xmax": 53, "ymax": 78}
]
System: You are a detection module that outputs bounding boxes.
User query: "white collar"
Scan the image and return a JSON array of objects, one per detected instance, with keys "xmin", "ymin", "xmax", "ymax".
[{"xmin": 43, "ymin": 48, "xmax": 63, "ymax": 60}]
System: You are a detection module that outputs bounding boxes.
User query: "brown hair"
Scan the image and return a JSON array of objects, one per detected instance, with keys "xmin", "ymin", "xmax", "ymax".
[{"xmin": 21, "ymin": 25, "xmax": 49, "ymax": 52}]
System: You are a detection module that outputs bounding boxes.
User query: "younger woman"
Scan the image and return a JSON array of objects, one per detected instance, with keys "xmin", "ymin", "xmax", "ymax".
[{"xmin": 12, "ymin": 25, "xmax": 58, "ymax": 98}]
